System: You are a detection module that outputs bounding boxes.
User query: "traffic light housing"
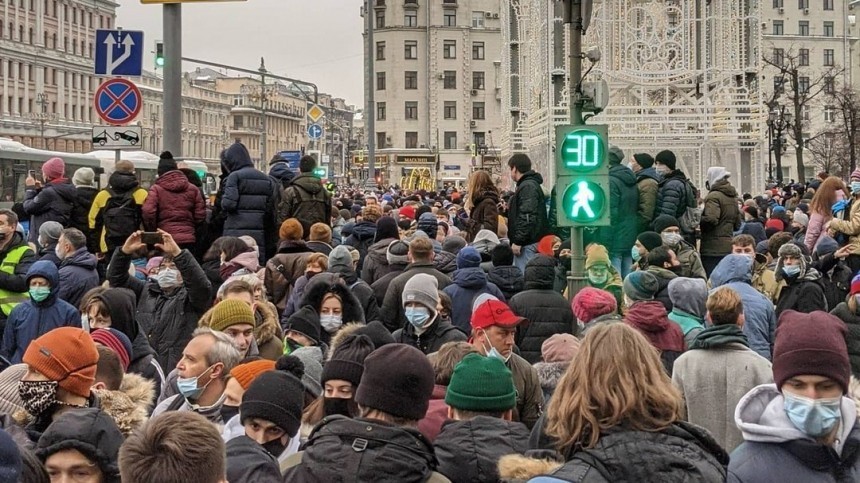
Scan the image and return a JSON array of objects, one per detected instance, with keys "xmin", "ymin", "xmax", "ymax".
[
  {"xmin": 555, "ymin": 124, "xmax": 610, "ymax": 227},
  {"xmin": 155, "ymin": 42, "xmax": 165, "ymax": 68}
]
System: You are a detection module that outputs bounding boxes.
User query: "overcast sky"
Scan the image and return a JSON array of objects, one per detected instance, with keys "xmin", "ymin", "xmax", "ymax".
[{"xmin": 116, "ymin": 0, "xmax": 365, "ymax": 107}]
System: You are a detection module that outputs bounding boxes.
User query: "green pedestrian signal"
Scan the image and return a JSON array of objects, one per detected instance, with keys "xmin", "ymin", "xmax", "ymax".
[{"xmin": 555, "ymin": 124, "xmax": 610, "ymax": 227}]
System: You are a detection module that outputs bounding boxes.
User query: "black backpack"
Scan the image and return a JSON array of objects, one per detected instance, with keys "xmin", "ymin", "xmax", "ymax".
[{"xmin": 103, "ymin": 189, "xmax": 141, "ymax": 243}]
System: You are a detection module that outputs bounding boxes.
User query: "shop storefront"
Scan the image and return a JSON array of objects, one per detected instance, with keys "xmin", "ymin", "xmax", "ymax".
[{"xmin": 395, "ymin": 155, "xmax": 437, "ymax": 190}]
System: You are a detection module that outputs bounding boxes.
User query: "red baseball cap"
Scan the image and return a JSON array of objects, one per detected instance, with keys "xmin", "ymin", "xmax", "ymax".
[{"xmin": 471, "ymin": 300, "xmax": 525, "ymax": 330}]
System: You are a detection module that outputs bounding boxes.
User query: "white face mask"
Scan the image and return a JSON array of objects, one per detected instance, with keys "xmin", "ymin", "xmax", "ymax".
[
  {"xmin": 320, "ymin": 314, "xmax": 343, "ymax": 333},
  {"xmin": 662, "ymin": 232, "xmax": 683, "ymax": 247},
  {"xmin": 656, "ymin": 164, "xmax": 671, "ymax": 175}
]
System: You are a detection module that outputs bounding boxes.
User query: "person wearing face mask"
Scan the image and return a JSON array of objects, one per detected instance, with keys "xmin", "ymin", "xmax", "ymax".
[
  {"xmin": 220, "ymin": 358, "xmax": 276, "ymax": 427},
  {"xmin": 631, "ymin": 231, "xmax": 663, "ymax": 271},
  {"xmin": 152, "ymin": 327, "xmax": 242, "ymax": 424},
  {"xmin": 828, "ymin": 169, "xmax": 860, "ymax": 274},
  {"xmin": 653, "ymin": 214, "xmax": 707, "ymax": 280},
  {"xmin": 108, "ymin": 229, "xmax": 211, "ymax": 372},
  {"xmin": 730, "ymin": 310, "xmax": 860, "ymax": 481},
  {"xmin": 774, "ymin": 242, "xmax": 827, "ymax": 317},
  {"xmin": 622, "ymin": 271, "xmax": 686, "ymax": 374},
  {"xmin": 470, "ymin": 299, "xmax": 543, "ymax": 429},
  {"xmin": 0, "ymin": 260, "xmax": 79, "ymax": 364},
  {"xmin": 393, "ymin": 274, "xmax": 466, "ymax": 355},
  {"xmin": 0, "ymin": 209, "xmax": 37, "ymax": 338},
  {"xmin": 35, "ymin": 221, "xmax": 63, "ymax": 267},
  {"xmin": 281, "ymin": 252, "xmax": 328, "ymax": 323},
  {"xmin": 642, "ymin": 246, "xmax": 681, "ymax": 312},
  {"xmin": 300, "ymin": 272, "xmax": 366, "ymax": 346},
  {"xmin": 700, "ymin": 167, "xmax": 742, "ymax": 277},
  {"xmin": 283, "ymin": 305, "xmax": 323, "ymax": 355},
  {"xmin": 653, "ymin": 150, "xmax": 696, "ymax": 245},
  {"xmin": 582, "ymin": 244, "xmax": 624, "ymax": 310}
]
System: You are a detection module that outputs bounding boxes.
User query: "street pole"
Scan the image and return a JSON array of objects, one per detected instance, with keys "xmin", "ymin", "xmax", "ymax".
[
  {"xmin": 259, "ymin": 58, "xmax": 268, "ymax": 169},
  {"xmin": 565, "ymin": 0, "xmax": 587, "ymax": 299},
  {"xmin": 163, "ymin": 3, "xmax": 182, "ymax": 156},
  {"xmin": 364, "ymin": 0, "xmax": 376, "ymax": 189},
  {"xmin": 767, "ymin": 121, "xmax": 773, "ymax": 182}
]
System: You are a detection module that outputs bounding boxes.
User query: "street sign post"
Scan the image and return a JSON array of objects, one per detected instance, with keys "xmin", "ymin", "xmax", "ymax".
[
  {"xmin": 95, "ymin": 30, "xmax": 144, "ymax": 77},
  {"xmin": 92, "ymin": 126, "xmax": 142, "ymax": 149},
  {"xmin": 307, "ymin": 124, "xmax": 323, "ymax": 140},
  {"xmin": 94, "ymin": 79, "xmax": 142, "ymax": 125},
  {"xmin": 307, "ymin": 104, "xmax": 325, "ymax": 123}
]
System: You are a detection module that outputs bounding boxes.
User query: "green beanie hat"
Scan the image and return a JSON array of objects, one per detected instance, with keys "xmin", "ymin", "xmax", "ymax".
[
  {"xmin": 444, "ymin": 353, "xmax": 516, "ymax": 412},
  {"xmin": 209, "ymin": 299, "xmax": 255, "ymax": 332}
]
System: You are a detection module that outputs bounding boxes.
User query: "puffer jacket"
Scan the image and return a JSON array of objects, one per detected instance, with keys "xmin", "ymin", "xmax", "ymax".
[
  {"xmin": 279, "ymin": 173, "xmax": 332, "ymax": 239},
  {"xmin": 392, "ymin": 315, "xmax": 467, "ymax": 354},
  {"xmin": 361, "ymin": 237, "xmax": 397, "ymax": 284},
  {"xmin": 625, "ymin": 300, "xmax": 686, "ymax": 373},
  {"xmin": 70, "ymin": 185, "xmax": 98, "ymax": 252},
  {"xmin": 700, "ymin": 179, "xmax": 741, "ymax": 256},
  {"xmin": 596, "ymin": 164, "xmax": 638, "ymax": 253},
  {"xmin": 108, "ymin": 249, "xmax": 211, "ymax": 371},
  {"xmin": 443, "ymin": 267, "xmax": 505, "ymax": 333},
  {"xmin": 832, "ymin": 301, "xmax": 860, "ymax": 379},
  {"xmin": 221, "ymin": 143, "xmax": 280, "ymax": 263},
  {"xmin": 466, "ymin": 189, "xmax": 500, "ymax": 242},
  {"xmin": 434, "ymin": 250, "xmax": 458, "ymax": 275},
  {"xmin": 830, "ymin": 194, "xmax": 860, "ymax": 256},
  {"xmin": 35, "ymin": 407, "xmax": 123, "ymax": 482},
  {"xmin": 22, "ymin": 180, "xmax": 76, "ymax": 244},
  {"xmin": 0, "ymin": 260, "xmax": 80, "ymax": 363},
  {"xmin": 742, "ymin": 218, "xmax": 767, "ymax": 245},
  {"xmin": 487, "ymin": 265, "xmax": 524, "ymax": 301},
  {"xmin": 509, "ymin": 257, "xmax": 575, "ymax": 363},
  {"xmin": 636, "ymin": 166, "xmax": 660, "ymax": 234},
  {"xmin": 142, "ymin": 170, "xmax": 206, "ymax": 245},
  {"xmin": 655, "ymin": 169, "xmax": 691, "ymax": 220},
  {"xmin": 57, "ymin": 246, "xmax": 99, "ymax": 308},
  {"xmin": 268, "ymin": 161, "xmax": 295, "ymax": 189},
  {"xmin": 264, "ymin": 240, "xmax": 313, "ymax": 312},
  {"xmin": 507, "ymin": 171, "xmax": 550, "ymax": 247},
  {"xmin": 433, "ymin": 416, "xmax": 529, "ymax": 483},
  {"xmin": 226, "ymin": 435, "xmax": 282, "ymax": 483},
  {"xmin": 710, "ymin": 255, "xmax": 777, "ymax": 360},
  {"xmin": 344, "ymin": 221, "xmax": 376, "ymax": 271},
  {"xmin": 774, "ymin": 259, "xmax": 827, "ymax": 316}
]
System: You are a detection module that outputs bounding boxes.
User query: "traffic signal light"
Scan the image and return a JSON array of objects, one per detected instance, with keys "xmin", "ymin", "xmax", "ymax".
[
  {"xmin": 555, "ymin": 124, "xmax": 610, "ymax": 226},
  {"xmin": 155, "ymin": 42, "xmax": 165, "ymax": 68}
]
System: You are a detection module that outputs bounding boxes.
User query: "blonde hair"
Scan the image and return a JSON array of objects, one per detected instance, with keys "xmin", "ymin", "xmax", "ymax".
[
  {"xmin": 706, "ymin": 287, "xmax": 743, "ymax": 326},
  {"xmin": 545, "ymin": 323, "xmax": 683, "ymax": 453},
  {"xmin": 465, "ymin": 170, "xmax": 498, "ymax": 211}
]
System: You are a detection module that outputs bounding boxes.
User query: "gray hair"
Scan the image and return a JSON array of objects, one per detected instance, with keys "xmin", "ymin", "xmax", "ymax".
[
  {"xmin": 191, "ymin": 327, "xmax": 242, "ymax": 380},
  {"xmin": 60, "ymin": 228, "xmax": 87, "ymax": 249}
]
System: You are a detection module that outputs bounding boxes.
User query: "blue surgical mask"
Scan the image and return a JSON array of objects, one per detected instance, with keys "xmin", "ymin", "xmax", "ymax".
[
  {"xmin": 782, "ymin": 264, "xmax": 801, "ymax": 277},
  {"xmin": 481, "ymin": 330, "xmax": 511, "ymax": 363},
  {"xmin": 631, "ymin": 246, "xmax": 642, "ymax": 263},
  {"xmin": 405, "ymin": 306, "xmax": 431, "ymax": 329},
  {"xmin": 783, "ymin": 392, "xmax": 842, "ymax": 437},
  {"xmin": 29, "ymin": 287, "xmax": 50, "ymax": 303},
  {"xmin": 852, "ymin": 181, "xmax": 860, "ymax": 194},
  {"xmin": 177, "ymin": 366, "xmax": 214, "ymax": 401}
]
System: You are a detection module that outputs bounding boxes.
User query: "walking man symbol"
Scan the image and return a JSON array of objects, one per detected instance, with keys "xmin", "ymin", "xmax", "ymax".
[{"xmin": 571, "ymin": 181, "xmax": 595, "ymax": 218}]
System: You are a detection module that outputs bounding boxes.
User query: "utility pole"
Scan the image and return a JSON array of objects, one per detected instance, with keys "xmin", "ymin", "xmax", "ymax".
[
  {"xmin": 259, "ymin": 58, "xmax": 268, "ymax": 168},
  {"xmin": 565, "ymin": 0, "xmax": 587, "ymax": 298},
  {"xmin": 163, "ymin": 3, "xmax": 182, "ymax": 155},
  {"xmin": 364, "ymin": 0, "xmax": 376, "ymax": 189}
]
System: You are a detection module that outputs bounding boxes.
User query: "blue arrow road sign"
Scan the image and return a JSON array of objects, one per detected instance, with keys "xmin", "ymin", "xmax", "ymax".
[
  {"xmin": 307, "ymin": 123, "xmax": 323, "ymax": 140},
  {"xmin": 95, "ymin": 30, "xmax": 144, "ymax": 76}
]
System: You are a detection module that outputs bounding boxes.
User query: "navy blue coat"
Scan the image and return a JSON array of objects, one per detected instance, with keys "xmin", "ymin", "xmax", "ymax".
[
  {"xmin": 1, "ymin": 260, "xmax": 80, "ymax": 363},
  {"xmin": 443, "ymin": 267, "xmax": 505, "ymax": 333},
  {"xmin": 57, "ymin": 246, "xmax": 99, "ymax": 309},
  {"xmin": 22, "ymin": 182, "xmax": 77, "ymax": 245}
]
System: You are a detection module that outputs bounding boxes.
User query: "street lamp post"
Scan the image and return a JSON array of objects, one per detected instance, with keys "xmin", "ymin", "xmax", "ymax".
[
  {"xmin": 767, "ymin": 102, "xmax": 791, "ymax": 185},
  {"xmin": 29, "ymin": 93, "xmax": 57, "ymax": 149}
]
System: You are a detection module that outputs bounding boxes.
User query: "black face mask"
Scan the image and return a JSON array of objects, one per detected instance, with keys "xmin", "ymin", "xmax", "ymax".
[
  {"xmin": 284, "ymin": 338, "xmax": 302, "ymax": 355},
  {"xmin": 262, "ymin": 438, "xmax": 287, "ymax": 458},
  {"xmin": 323, "ymin": 397, "xmax": 358, "ymax": 418},
  {"xmin": 220, "ymin": 404, "xmax": 239, "ymax": 422},
  {"xmin": 667, "ymin": 265, "xmax": 683, "ymax": 275}
]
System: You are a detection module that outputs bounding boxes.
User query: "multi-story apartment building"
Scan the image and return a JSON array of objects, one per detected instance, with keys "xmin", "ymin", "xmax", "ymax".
[
  {"xmin": 367, "ymin": 0, "xmax": 504, "ymax": 189},
  {"xmin": 0, "ymin": 0, "xmax": 117, "ymax": 152}
]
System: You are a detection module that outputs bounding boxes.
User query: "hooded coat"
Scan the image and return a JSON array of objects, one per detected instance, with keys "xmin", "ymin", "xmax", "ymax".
[
  {"xmin": 507, "ymin": 171, "xmax": 550, "ymax": 247},
  {"xmin": 635, "ymin": 166, "xmax": 660, "ymax": 234},
  {"xmin": 625, "ymin": 300, "xmax": 685, "ymax": 374},
  {"xmin": 701, "ymin": 177, "xmax": 742, "ymax": 256},
  {"xmin": 644, "ymin": 265, "xmax": 678, "ymax": 312},
  {"xmin": 667, "ymin": 277, "xmax": 707, "ymax": 348},
  {"xmin": 655, "ymin": 168, "xmax": 692, "ymax": 221},
  {"xmin": 225, "ymin": 435, "xmax": 282, "ymax": 483},
  {"xmin": 344, "ymin": 220, "xmax": 377, "ymax": 271},
  {"xmin": 70, "ymin": 185, "xmax": 99, "ymax": 252},
  {"xmin": 91, "ymin": 373, "xmax": 156, "ymax": 437},
  {"xmin": 509, "ymin": 257, "xmax": 575, "ymax": 363},
  {"xmin": 596, "ymin": 163, "xmax": 639, "ymax": 254},
  {"xmin": 264, "ymin": 240, "xmax": 313, "ymax": 312},
  {"xmin": 300, "ymin": 274, "xmax": 365, "ymax": 346},
  {"xmin": 141, "ymin": 170, "xmax": 206, "ymax": 245},
  {"xmin": 88, "ymin": 171, "xmax": 148, "ymax": 253},
  {"xmin": 108, "ymin": 249, "xmax": 211, "ymax": 371},
  {"xmin": 1, "ymin": 260, "xmax": 80, "ymax": 363},
  {"xmin": 35, "ymin": 408, "xmax": 123, "ymax": 483},
  {"xmin": 433, "ymin": 416, "xmax": 529, "ymax": 483},
  {"xmin": 57, "ymin": 246, "xmax": 98, "ymax": 309},
  {"xmin": 268, "ymin": 162, "xmax": 295, "ymax": 189},
  {"xmin": 487, "ymin": 265, "xmax": 525, "ymax": 301},
  {"xmin": 221, "ymin": 143, "xmax": 280, "ymax": 263},
  {"xmin": 466, "ymin": 189, "xmax": 500, "ymax": 242},
  {"xmin": 710, "ymin": 255, "xmax": 777, "ymax": 360},
  {"xmin": 774, "ymin": 257, "xmax": 828, "ymax": 316},
  {"xmin": 361, "ymin": 237, "xmax": 398, "ymax": 284},
  {"xmin": 729, "ymin": 384, "xmax": 860, "ymax": 482},
  {"xmin": 443, "ymin": 267, "xmax": 505, "ymax": 333},
  {"xmin": 22, "ymin": 181, "xmax": 77, "ymax": 245},
  {"xmin": 332, "ymin": 268, "xmax": 382, "ymax": 323},
  {"xmin": 392, "ymin": 313, "xmax": 467, "ymax": 354},
  {"xmin": 279, "ymin": 173, "xmax": 332, "ymax": 240}
]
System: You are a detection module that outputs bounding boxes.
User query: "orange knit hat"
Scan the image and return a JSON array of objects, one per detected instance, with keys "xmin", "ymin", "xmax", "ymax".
[
  {"xmin": 230, "ymin": 359, "xmax": 276, "ymax": 390},
  {"xmin": 23, "ymin": 327, "xmax": 98, "ymax": 398}
]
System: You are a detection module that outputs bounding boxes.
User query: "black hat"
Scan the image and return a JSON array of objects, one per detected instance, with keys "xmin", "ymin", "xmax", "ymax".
[
  {"xmin": 353, "ymin": 321, "xmax": 396, "ymax": 349},
  {"xmin": 633, "ymin": 153, "xmax": 654, "ymax": 169},
  {"xmin": 240, "ymin": 356, "xmax": 305, "ymax": 436},
  {"xmin": 36, "ymin": 408, "xmax": 123, "ymax": 481},
  {"xmin": 652, "ymin": 215, "xmax": 680, "ymax": 234},
  {"xmin": 355, "ymin": 344, "xmax": 435, "ymax": 420},
  {"xmin": 655, "ymin": 150, "xmax": 676, "ymax": 170},
  {"xmin": 157, "ymin": 151, "xmax": 178, "ymax": 176},
  {"xmin": 637, "ymin": 231, "xmax": 663, "ymax": 251},
  {"xmin": 321, "ymin": 334, "xmax": 375, "ymax": 387},
  {"xmin": 286, "ymin": 306, "xmax": 321, "ymax": 345}
]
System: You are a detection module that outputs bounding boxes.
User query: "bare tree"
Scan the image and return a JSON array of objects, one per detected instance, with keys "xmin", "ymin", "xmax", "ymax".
[
  {"xmin": 806, "ymin": 131, "xmax": 849, "ymax": 178},
  {"xmin": 828, "ymin": 86, "xmax": 860, "ymax": 174}
]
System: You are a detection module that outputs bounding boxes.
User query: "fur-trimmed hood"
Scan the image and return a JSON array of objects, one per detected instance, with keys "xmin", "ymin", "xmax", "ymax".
[
  {"xmin": 92, "ymin": 373, "xmax": 155, "ymax": 437},
  {"xmin": 533, "ymin": 361, "xmax": 568, "ymax": 396},
  {"xmin": 301, "ymin": 273, "xmax": 366, "ymax": 325},
  {"xmin": 497, "ymin": 454, "xmax": 562, "ymax": 482},
  {"xmin": 198, "ymin": 299, "xmax": 283, "ymax": 346},
  {"xmin": 326, "ymin": 322, "xmax": 364, "ymax": 361}
]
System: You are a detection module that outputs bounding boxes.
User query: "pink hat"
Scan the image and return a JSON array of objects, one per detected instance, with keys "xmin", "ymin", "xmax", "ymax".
[
  {"xmin": 851, "ymin": 168, "xmax": 860, "ymax": 180},
  {"xmin": 145, "ymin": 257, "xmax": 163, "ymax": 272},
  {"xmin": 541, "ymin": 334, "xmax": 581, "ymax": 363},
  {"xmin": 42, "ymin": 157, "xmax": 65, "ymax": 180},
  {"xmin": 571, "ymin": 287, "xmax": 617, "ymax": 323}
]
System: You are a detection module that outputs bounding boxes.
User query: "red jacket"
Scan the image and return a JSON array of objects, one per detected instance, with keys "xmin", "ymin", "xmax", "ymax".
[{"xmin": 142, "ymin": 170, "xmax": 206, "ymax": 245}]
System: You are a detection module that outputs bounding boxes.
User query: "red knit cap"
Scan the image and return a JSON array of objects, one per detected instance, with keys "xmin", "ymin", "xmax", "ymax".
[
  {"xmin": 230, "ymin": 359, "xmax": 276, "ymax": 390},
  {"xmin": 773, "ymin": 310, "xmax": 850, "ymax": 394},
  {"xmin": 765, "ymin": 218, "xmax": 785, "ymax": 232},
  {"xmin": 850, "ymin": 273, "xmax": 860, "ymax": 296},
  {"xmin": 41, "ymin": 157, "xmax": 65, "ymax": 181},
  {"xmin": 399, "ymin": 205, "xmax": 416, "ymax": 220},
  {"xmin": 571, "ymin": 287, "xmax": 617, "ymax": 323},
  {"xmin": 23, "ymin": 327, "xmax": 98, "ymax": 398}
]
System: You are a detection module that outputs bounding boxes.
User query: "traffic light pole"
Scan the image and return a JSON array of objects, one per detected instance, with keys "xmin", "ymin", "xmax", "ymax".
[
  {"xmin": 565, "ymin": 0, "xmax": 587, "ymax": 299},
  {"xmin": 163, "ymin": 3, "xmax": 182, "ymax": 156}
]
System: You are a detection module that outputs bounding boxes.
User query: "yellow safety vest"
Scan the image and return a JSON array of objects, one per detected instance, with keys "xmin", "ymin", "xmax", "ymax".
[{"xmin": 0, "ymin": 245, "xmax": 32, "ymax": 316}]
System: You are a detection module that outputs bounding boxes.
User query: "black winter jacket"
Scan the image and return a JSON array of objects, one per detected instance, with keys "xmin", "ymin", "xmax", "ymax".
[
  {"xmin": 434, "ymin": 416, "xmax": 529, "ymax": 483},
  {"xmin": 509, "ymin": 257, "xmax": 575, "ymax": 363},
  {"xmin": 225, "ymin": 435, "xmax": 282, "ymax": 483},
  {"xmin": 775, "ymin": 270, "xmax": 828, "ymax": 317},
  {"xmin": 23, "ymin": 181, "xmax": 76, "ymax": 245},
  {"xmin": 508, "ymin": 171, "xmax": 550, "ymax": 246},
  {"xmin": 361, "ymin": 237, "xmax": 397, "ymax": 284},
  {"xmin": 108, "ymin": 250, "xmax": 211, "ymax": 372},
  {"xmin": 655, "ymin": 169, "xmax": 691, "ymax": 221},
  {"xmin": 597, "ymin": 164, "xmax": 639, "ymax": 253},
  {"xmin": 700, "ymin": 179, "xmax": 741, "ymax": 256},
  {"xmin": 337, "ymin": 270, "xmax": 381, "ymax": 323},
  {"xmin": 434, "ymin": 251, "xmax": 458, "ymax": 275},
  {"xmin": 70, "ymin": 186, "xmax": 98, "ymax": 252},
  {"xmin": 832, "ymin": 301, "xmax": 860, "ymax": 379},
  {"xmin": 741, "ymin": 218, "xmax": 768, "ymax": 244},
  {"xmin": 344, "ymin": 221, "xmax": 376, "ymax": 271},
  {"xmin": 300, "ymin": 273, "xmax": 366, "ymax": 345},
  {"xmin": 370, "ymin": 263, "xmax": 407, "ymax": 307},
  {"xmin": 488, "ymin": 265, "xmax": 525, "ymax": 301},
  {"xmin": 279, "ymin": 173, "xmax": 332, "ymax": 239},
  {"xmin": 392, "ymin": 316, "xmax": 467, "ymax": 354}
]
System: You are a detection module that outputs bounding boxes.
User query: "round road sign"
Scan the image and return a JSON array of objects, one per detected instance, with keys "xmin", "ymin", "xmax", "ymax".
[{"xmin": 94, "ymin": 78, "xmax": 142, "ymax": 126}]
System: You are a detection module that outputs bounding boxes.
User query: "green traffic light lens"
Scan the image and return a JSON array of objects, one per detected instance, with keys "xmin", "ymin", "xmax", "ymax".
[
  {"xmin": 561, "ymin": 179, "xmax": 606, "ymax": 223},
  {"xmin": 156, "ymin": 58, "xmax": 165, "ymax": 67},
  {"xmin": 560, "ymin": 131, "xmax": 604, "ymax": 173}
]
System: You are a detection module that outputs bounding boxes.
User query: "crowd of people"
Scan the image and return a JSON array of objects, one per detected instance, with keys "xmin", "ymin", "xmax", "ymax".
[{"xmin": 0, "ymin": 141, "xmax": 855, "ymax": 482}]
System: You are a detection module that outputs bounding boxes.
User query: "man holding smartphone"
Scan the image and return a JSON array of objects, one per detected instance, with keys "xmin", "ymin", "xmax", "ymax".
[{"xmin": 22, "ymin": 157, "xmax": 77, "ymax": 246}]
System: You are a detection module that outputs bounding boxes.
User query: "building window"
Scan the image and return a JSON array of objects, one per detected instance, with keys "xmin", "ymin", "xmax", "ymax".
[
  {"xmin": 405, "ymin": 41, "xmax": 418, "ymax": 59},
  {"xmin": 405, "ymin": 132, "xmax": 418, "ymax": 148},
  {"xmin": 798, "ymin": 21, "xmax": 809, "ymax": 36},
  {"xmin": 772, "ymin": 48, "xmax": 784, "ymax": 66},
  {"xmin": 472, "ymin": 72, "xmax": 485, "ymax": 89},
  {"xmin": 377, "ymin": 132, "xmax": 387, "ymax": 148},
  {"xmin": 376, "ymin": 72, "xmax": 386, "ymax": 90},
  {"xmin": 472, "ymin": 11, "xmax": 485, "ymax": 28},
  {"xmin": 823, "ymin": 21, "xmax": 834, "ymax": 37},
  {"xmin": 405, "ymin": 11, "xmax": 417, "ymax": 27},
  {"xmin": 376, "ymin": 102, "xmax": 386, "ymax": 120},
  {"xmin": 824, "ymin": 0, "xmax": 833, "ymax": 10},
  {"xmin": 444, "ymin": 10, "xmax": 456, "ymax": 26},
  {"xmin": 472, "ymin": 102, "xmax": 485, "ymax": 120},
  {"xmin": 773, "ymin": 0, "xmax": 783, "ymax": 7},
  {"xmin": 444, "ymin": 101, "xmax": 456, "ymax": 119},
  {"xmin": 444, "ymin": 131, "xmax": 457, "ymax": 149},
  {"xmin": 472, "ymin": 42, "xmax": 485, "ymax": 60},
  {"xmin": 798, "ymin": 0, "xmax": 807, "ymax": 8},
  {"xmin": 376, "ymin": 41, "xmax": 385, "ymax": 60},
  {"xmin": 375, "ymin": 10, "xmax": 385, "ymax": 28},
  {"xmin": 404, "ymin": 71, "xmax": 418, "ymax": 89},
  {"xmin": 824, "ymin": 49, "xmax": 835, "ymax": 66},
  {"xmin": 473, "ymin": 132, "xmax": 486, "ymax": 146},
  {"xmin": 443, "ymin": 70, "xmax": 456, "ymax": 89},
  {"xmin": 798, "ymin": 76, "xmax": 810, "ymax": 94},
  {"xmin": 798, "ymin": 48, "xmax": 808, "ymax": 66},
  {"xmin": 772, "ymin": 20, "xmax": 784, "ymax": 35},
  {"xmin": 824, "ymin": 76, "xmax": 835, "ymax": 94},
  {"xmin": 405, "ymin": 101, "xmax": 418, "ymax": 120},
  {"xmin": 824, "ymin": 106, "xmax": 835, "ymax": 122},
  {"xmin": 443, "ymin": 40, "xmax": 456, "ymax": 59}
]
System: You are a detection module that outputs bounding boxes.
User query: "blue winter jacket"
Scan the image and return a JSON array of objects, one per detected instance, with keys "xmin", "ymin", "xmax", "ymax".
[
  {"xmin": 709, "ymin": 255, "xmax": 777, "ymax": 360},
  {"xmin": 443, "ymin": 267, "xmax": 505, "ymax": 333},
  {"xmin": 1, "ymin": 260, "xmax": 80, "ymax": 363},
  {"xmin": 57, "ymin": 246, "xmax": 99, "ymax": 309}
]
